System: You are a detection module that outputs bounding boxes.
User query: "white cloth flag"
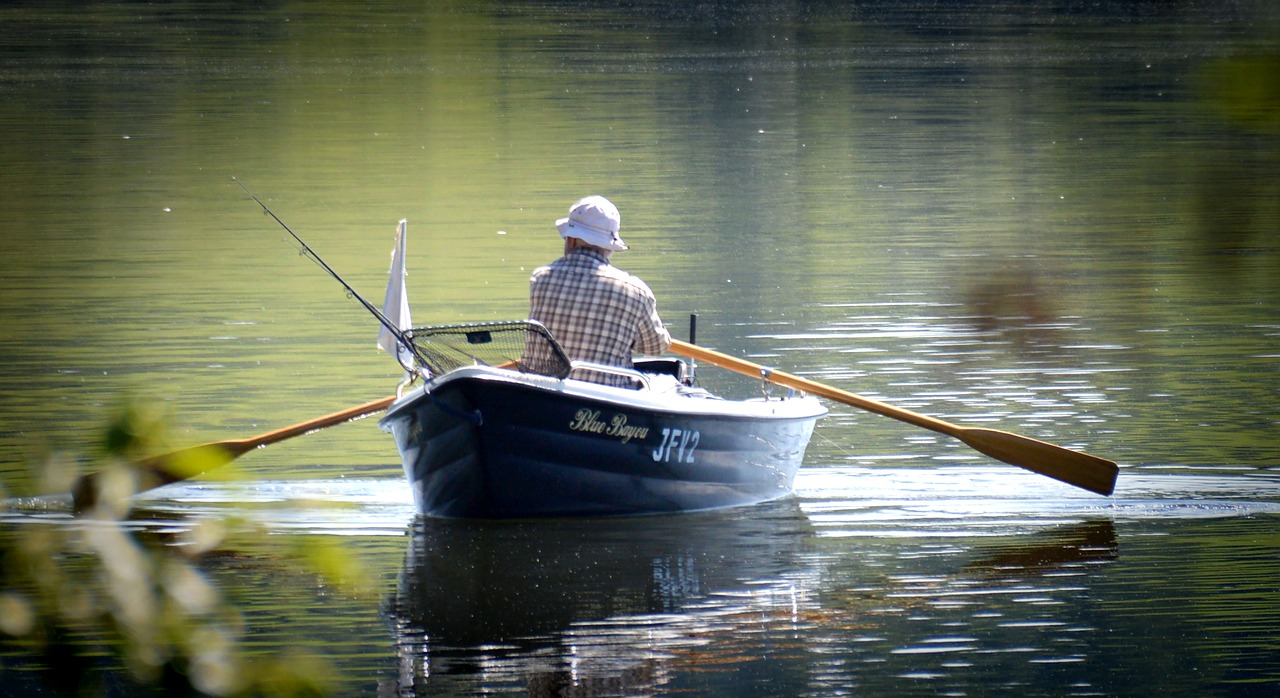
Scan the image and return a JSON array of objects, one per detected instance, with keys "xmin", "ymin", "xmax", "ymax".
[{"xmin": 378, "ymin": 219, "xmax": 413, "ymax": 371}]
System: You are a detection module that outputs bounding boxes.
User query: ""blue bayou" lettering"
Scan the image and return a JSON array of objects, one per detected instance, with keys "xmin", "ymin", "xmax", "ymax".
[{"xmin": 568, "ymin": 409, "xmax": 650, "ymax": 445}]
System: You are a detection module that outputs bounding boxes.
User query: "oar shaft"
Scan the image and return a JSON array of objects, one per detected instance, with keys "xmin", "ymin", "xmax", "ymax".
[
  {"xmin": 669, "ymin": 339, "xmax": 1118, "ymax": 496},
  {"xmin": 232, "ymin": 395, "xmax": 396, "ymax": 451},
  {"xmin": 73, "ymin": 395, "xmax": 398, "ymax": 512},
  {"xmin": 670, "ymin": 340, "xmax": 956, "ymax": 436}
]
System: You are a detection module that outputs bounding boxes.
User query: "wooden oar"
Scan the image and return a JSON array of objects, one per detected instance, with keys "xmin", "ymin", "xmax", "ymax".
[
  {"xmin": 669, "ymin": 339, "xmax": 1118, "ymax": 496},
  {"xmin": 72, "ymin": 395, "xmax": 398, "ymax": 511}
]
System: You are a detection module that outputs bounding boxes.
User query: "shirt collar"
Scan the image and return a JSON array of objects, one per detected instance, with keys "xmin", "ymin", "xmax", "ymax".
[{"xmin": 567, "ymin": 247, "xmax": 612, "ymax": 266}]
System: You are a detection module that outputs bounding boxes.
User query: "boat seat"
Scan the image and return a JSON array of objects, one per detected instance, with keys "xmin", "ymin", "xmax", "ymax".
[{"xmin": 633, "ymin": 357, "xmax": 691, "ymax": 385}]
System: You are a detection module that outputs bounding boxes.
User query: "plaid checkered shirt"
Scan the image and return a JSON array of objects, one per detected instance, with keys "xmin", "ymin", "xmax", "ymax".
[{"xmin": 526, "ymin": 248, "xmax": 671, "ymax": 386}]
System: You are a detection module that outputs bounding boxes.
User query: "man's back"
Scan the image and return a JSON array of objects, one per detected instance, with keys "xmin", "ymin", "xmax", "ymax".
[{"xmin": 527, "ymin": 247, "xmax": 669, "ymax": 386}]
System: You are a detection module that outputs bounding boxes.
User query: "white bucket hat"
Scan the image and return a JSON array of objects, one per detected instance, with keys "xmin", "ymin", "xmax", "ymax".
[{"xmin": 556, "ymin": 195, "xmax": 628, "ymax": 251}]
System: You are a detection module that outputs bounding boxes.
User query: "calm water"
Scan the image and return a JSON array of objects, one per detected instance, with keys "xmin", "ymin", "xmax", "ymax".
[{"xmin": 2, "ymin": 1, "xmax": 1278, "ymax": 695}]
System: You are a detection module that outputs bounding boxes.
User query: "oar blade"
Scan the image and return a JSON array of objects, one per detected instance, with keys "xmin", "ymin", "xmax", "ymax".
[
  {"xmin": 71, "ymin": 395, "xmax": 398, "ymax": 513},
  {"xmin": 135, "ymin": 440, "xmax": 247, "ymax": 485},
  {"xmin": 72, "ymin": 441, "xmax": 244, "ymax": 512},
  {"xmin": 958, "ymin": 427, "xmax": 1118, "ymax": 496}
]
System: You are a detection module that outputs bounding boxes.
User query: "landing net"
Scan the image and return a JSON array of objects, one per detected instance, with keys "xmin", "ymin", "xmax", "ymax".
[{"xmin": 404, "ymin": 320, "xmax": 572, "ymax": 379}]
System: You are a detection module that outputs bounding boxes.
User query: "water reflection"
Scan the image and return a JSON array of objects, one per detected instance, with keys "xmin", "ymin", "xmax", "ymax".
[
  {"xmin": 390, "ymin": 500, "xmax": 815, "ymax": 695},
  {"xmin": 8, "ymin": 472, "xmax": 1280, "ymax": 695},
  {"xmin": 388, "ymin": 501, "xmax": 1128, "ymax": 697},
  {"xmin": 963, "ymin": 520, "xmax": 1117, "ymax": 578}
]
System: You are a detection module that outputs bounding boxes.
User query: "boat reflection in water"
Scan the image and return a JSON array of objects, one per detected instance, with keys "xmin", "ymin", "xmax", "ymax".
[
  {"xmin": 389, "ymin": 499, "xmax": 817, "ymax": 695},
  {"xmin": 389, "ymin": 507, "xmax": 1119, "ymax": 696}
]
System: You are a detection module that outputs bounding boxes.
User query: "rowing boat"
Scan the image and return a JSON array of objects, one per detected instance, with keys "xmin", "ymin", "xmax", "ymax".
[
  {"xmin": 378, "ymin": 321, "xmax": 826, "ymax": 518},
  {"xmin": 69, "ymin": 207, "xmax": 1113, "ymax": 515}
]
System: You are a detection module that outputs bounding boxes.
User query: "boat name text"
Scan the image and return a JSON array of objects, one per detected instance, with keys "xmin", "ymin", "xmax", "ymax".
[{"xmin": 569, "ymin": 409, "xmax": 650, "ymax": 444}]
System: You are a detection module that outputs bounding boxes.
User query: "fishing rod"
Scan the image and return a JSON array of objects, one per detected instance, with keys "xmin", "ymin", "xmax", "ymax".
[{"xmin": 232, "ymin": 177, "xmax": 423, "ymax": 373}]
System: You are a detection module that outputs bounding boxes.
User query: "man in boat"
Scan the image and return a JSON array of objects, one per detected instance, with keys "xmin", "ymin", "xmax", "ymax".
[{"xmin": 525, "ymin": 195, "xmax": 671, "ymax": 387}]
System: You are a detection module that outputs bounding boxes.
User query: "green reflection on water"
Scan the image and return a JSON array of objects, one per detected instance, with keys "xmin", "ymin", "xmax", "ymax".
[
  {"xmin": 0, "ymin": 5, "xmax": 1278, "ymax": 693},
  {"xmin": 0, "ymin": 0, "xmax": 1273, "ymax": 481}
]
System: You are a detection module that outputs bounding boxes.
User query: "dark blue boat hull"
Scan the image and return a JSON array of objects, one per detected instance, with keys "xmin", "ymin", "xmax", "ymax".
[{"xmin": 379, "ymin": 368, "xmax": 825, "ymax": 519}]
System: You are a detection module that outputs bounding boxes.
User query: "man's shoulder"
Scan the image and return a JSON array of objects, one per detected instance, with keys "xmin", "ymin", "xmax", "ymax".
[
  {"xmin": 601, "ymin": 264, "xmax": 655, "ymax": 297},
  {"xmin": 531, "ymin": 255, "xmax": 574, "ymax": 279}
]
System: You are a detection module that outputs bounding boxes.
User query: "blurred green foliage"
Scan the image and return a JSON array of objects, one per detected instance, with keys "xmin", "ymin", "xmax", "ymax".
[{"xmin": 0, "ymin": 401, "xmax": 368, "ymax": 696}]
